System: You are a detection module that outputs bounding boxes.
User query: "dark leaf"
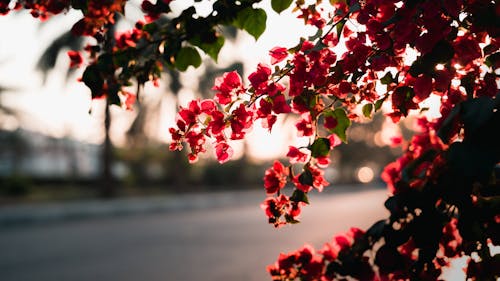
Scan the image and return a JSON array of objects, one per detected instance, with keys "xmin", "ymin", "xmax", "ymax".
[
  {"xmin": 366, "ymin": 219, "xmax": 387, "ymax": 240},
  {"xmin": 290, "ymin": 189, "xmax": 310, "ymax": 204},
  {"xmin": 437, "ymin": 103, "xmax": 461, "ymax": 143},
  {"xmin": 310, "ymin": 137, "xmax": 331, "ymax": 158},
  {"xmin": 81, "ymin": 64, "xmax": 104, "ymax": 98},
  {"xmin": 174, "ymin": 46, "xmax": 202, "ymax": 71},
  {"xmin": 461, "ymin": 96, "xmax": 495, "ymax": 134},
  {"xmin": 447, "ymin": 142, "xmax": 497, "ymax": 184},
  {"xmin": 380, "ymin": 71, "xmax": 393, "ymax": 85},
  {"xmin": 189, "ymin": 33, "xmax": 225, "ymax": 62},
  {"xmin": 336, "ymin": 19, "xmax": 346, "ymax": 37},
  {"xmin": 298, "ymin": 169, "xmax": 314, "ymax": 186}
]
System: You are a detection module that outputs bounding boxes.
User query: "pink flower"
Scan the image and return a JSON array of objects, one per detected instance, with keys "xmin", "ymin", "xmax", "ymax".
[
  {"xmin": 286, "ymin": 146, "xmax": 308, "ymax": 163},
  {"xmin": 215, "ymin": 142, "xmax": 233, "ymax": 164},
  {"xmin": 212, "ymin": 71, "xmax": 244, "ymax": 105},
  {"xmin": 269, "ymin": 46, "xmax": 288, "ymax": 64}
]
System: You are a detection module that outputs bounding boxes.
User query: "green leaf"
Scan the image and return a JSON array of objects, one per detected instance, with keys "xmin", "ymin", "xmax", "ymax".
[
  {"xmin": 484, "ymin": 52, "xmax": 499, "ymax": 68},
  {"xmin": 174, "ymin": 46, "xmax": 202, "ymax": 71},
  {"xmin": 362, "ymin": 103, "xmax": 373, "ymax": 118},
  {"xmin": 142, "ymin": 22, "xmax": 158, "ymax": 34},
  {"xmin": 271, "ymin": 0, "xmax": 293, "ymax": 14},
  {"xmin": 234, "ymin": 8, "xmax": 267, "ymax": 40},
  {"xmin": 290, "ymin": 189, "xmax": 310, "ymax": 204},
  {"xmin": 324, "ymin": 108, "xmax": 350, "ymax": 143},
  {"xmin": 380, "ymin": 71, "xmax": 393, "ymax": 85},
  {"xmin": 375, "ymin": 98, "xmax": 385, "ymax": 112},
  {"xmin": 310, "ymin": 138, "xmax": 331, "ymax": 158},
  {"xmin": 189, "ymin": 34, "xmax": 225, "ymax": 62},
  {"xmin": 308, "ymin": 28, "xmax": 323, "ymax": 41},
  {"xmin": 298, "ymin": 169, "xmax": 314, "ymax": 186},
  {"xmin": 336, "ymin": 19, "xmax": 346, "ymax": 37}
]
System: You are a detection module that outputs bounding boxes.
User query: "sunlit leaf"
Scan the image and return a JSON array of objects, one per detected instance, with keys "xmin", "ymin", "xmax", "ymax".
[
  {"xmin": 271, "ymin": 0, "xmax": 293, "ymax": 14},
  {"xmin": 234, "ymin": 8, "xmax": 267, "ymax": 40},
  {"xmin": 362, "ymin": 103, "xmax": 373, "ymax": 118}
]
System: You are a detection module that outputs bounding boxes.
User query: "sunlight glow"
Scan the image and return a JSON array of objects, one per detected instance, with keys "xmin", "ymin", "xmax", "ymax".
[{"xmin": 357, "ymin": 166, "xmax": 374, "ymax": 183}]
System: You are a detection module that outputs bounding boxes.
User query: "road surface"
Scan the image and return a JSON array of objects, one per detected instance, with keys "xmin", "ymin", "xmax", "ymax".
[{"xmin": 0, "ymin": 188, "xmax": 388, "ymax": 281}]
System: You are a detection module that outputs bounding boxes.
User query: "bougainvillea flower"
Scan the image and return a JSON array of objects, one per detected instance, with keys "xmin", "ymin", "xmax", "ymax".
[
  {"xmin": 260, "ymin": 194, "xmax": 290, "ymax": 227},
  {"xmin": 264, "ymin": 161, "xmax": 289, "ymax": 195},
  {"xmin": 248, "ymin": 63, "xmax": 271, "ymax": 89},
  {"xmin": 212, "ymin": 71, "xmax": 244, "ymax": 105},
  {"xmin": 413, "ymin": 75, "xmax": 433, "ymax": 102},
  {"xmin": 286, "ymin": 146, "xmax": 309, "ymax": 164},
  {"xmin": 214, "ymin": 142, "xmax": 233, "ymax": 164},
  {"xmin": 295, "ymin": 113, "xmax": 314, "ymax": 137},
  {"xmin": 67, "ymin": 50, "xmax": 83, "ymax": 68},
  {"xmin": 269, "ymin": 46, "xmax": 288, "ymax": 65}
]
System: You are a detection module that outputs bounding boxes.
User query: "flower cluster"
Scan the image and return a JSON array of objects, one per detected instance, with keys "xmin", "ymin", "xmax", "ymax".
[
  {"xmin": 267, "ymin": 228, "xmax": 369, "ymax": 280},
  {"xmin": 169, "ymin": 0, "xmax": 499, "ymax": 279}
]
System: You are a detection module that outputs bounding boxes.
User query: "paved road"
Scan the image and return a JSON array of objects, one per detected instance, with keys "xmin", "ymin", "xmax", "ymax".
[{"xmin": 0, "ymin": 188, "xmax": 388, "ymax": 281}]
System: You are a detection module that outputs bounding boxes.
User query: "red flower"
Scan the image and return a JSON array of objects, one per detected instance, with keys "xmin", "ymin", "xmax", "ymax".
[
  {"xmin": 271, "ymin": 94, "xmax": 291, "ymax": 114},
  {"xmin": 328, "ymin": 134, "xmax": 342, "ymax": 148},
  {"xmin": 453, "ymin": 36, "xmax": 481, "ymax": 66},
  {"xmin": 269, "ymin": 46, "xmax": 288, "ymax": 65},
  {"xmin": 212, "ymin": 71, "xmax": 244, "ymax": 105},
  {"xmin": 248, "ymin": 63, "xmax": 271, "ymax": 89},
  {"xmin": 413, "ymin": 75, "xmax": 433, "ymax": 102},
  {"xmin": 293, "ymin": 165, "xmax": 329, "ymax": 193},
  {"xmin": 286, "ymin": 146, "xmax": 308, "ymax": 163},
  {"xmin": 264, "ymin": 161, "xmax": 289, "ymax": 195},
  {"xmin": 324, "ymin": 115, "xmax": 338, "ymax": 131},
  {"xmin": 121, "ymin": 90, "xmax": 136, "ymax": 110},
  {"xmin": 260, "ymin": 194, "xmax": 290, "ymax": 227},
  {"xmin": 215, "ymin": 142, "xmax": 233, "ymax": 164},
  {"xmin": 207, "ymin": 110, "xmax": 226, "ymax": 136},
  {"xmin": 67, "ymin": 50, "xmax": 83, "ymax": 68},
  {"xmin": 229, "ymin": 103, "xmax": 253, "ymax": 139},
  {"xmin": 261, "ymin": 115, "xmax": 277, "ymax": 131},
  {"xmin": 295, "ymin": 113, "xmax": 314, "ymax": 137}
]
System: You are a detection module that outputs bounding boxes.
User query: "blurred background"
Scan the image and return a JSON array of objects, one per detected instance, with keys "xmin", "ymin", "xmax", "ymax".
[
  {"xmin": 0, "ymin": 1, "xmax": 413, "ymax": 202},
  {"xmin": 0, "ymin": 1, "xmax": 423, "ymax": 281}
]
